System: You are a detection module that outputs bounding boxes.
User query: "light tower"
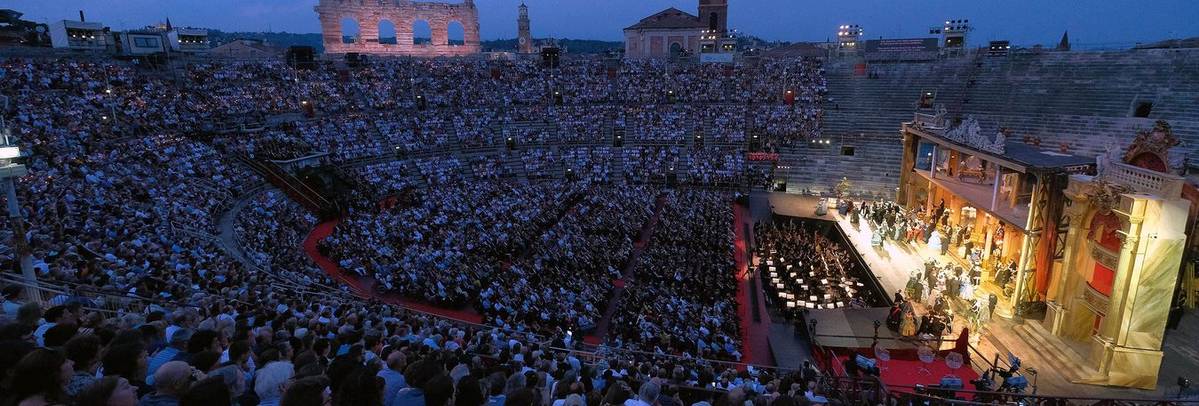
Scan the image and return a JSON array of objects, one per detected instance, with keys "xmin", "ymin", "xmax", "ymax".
[
  {"xmin": 517, "ymin": 3, "xmax": 532, "ymax": 54},
  {"xmin": 0, "ymin": 119, "xmax": 35, "ymax": 302},
  {"xmin": 836, "ymin": 24, "xmax": 863, "ymax": 57},
  {"xmin": 939, "ymin": 18, "xmax": 971, "ymax": 56}
]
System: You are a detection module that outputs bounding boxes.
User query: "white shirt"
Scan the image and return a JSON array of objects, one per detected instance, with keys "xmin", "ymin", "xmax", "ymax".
[{"xmin": 33, "ymin": 321, "xmax": 56, "ymax": 346}]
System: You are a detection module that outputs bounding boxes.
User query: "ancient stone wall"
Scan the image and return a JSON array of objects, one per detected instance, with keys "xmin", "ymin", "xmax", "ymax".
[{"xmin": 315, "ymin": 0, "xmax": 481, "ymax": 57}]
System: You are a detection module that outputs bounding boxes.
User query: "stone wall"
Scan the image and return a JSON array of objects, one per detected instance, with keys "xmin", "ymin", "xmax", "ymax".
[
  {"xmin": 315, "ymin": 0, "xmax": 481, "ymax": 57},
  {"xmin": 624, "ymin": 29, "xmax": 700, "ymax": 59},
  {"xmin": 795, "ymin": 48, "xmax": 1199, "ymax": 195}
]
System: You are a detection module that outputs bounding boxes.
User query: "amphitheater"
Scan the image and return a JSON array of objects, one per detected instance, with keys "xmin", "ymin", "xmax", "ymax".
[{"xmin": 2, "ymin": 45, "xmax": 1199, "ymax": 405}]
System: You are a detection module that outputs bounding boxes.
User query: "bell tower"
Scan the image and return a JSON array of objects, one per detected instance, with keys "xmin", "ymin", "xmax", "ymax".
[
  {"xmin": 517, "ymin": 3, "xmax": 533, "ymax": 53},
  {"xmin": 698, "ymin": 0, "xmax": 730, "ymax": 53},
  {"xmin": 698, "ymin": 0, "xmax": 727, "ymax": 34}
]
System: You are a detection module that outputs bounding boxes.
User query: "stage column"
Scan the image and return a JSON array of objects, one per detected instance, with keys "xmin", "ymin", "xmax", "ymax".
[
  {"xmin": 1084, "ymin": 194, "xmax": 1186, "ymax": 389},
  {"xmin": 897, "ymin": 132, "xmax": 917, "ymax": 204},
  {"xmin": 1005, "ymin": 179, "xmax": 1044, "ymax": 320},
  {"xmin": 1046, "ymin": 190, "xmax": 1088, "ymax": 335}
]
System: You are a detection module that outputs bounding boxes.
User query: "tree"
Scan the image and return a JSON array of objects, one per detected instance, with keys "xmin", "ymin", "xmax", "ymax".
[{"xmin": 834, "ymin": 177, "xmax": 851, "ymax": 200}]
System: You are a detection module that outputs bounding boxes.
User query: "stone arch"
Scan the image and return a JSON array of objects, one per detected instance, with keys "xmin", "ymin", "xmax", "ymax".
[
  {"xmin": 412, "ymin": 19, "xmax": 432, "ymax": 45},
  {"xmin": 669, "ymin": 42, "xmax": 683, "ymax": 55},
  {"xmin": 378, "ymin": 19, "xmax": 397, "ymax": 45},
  {"xmin": 340, "ymin": 17, "xmax": 360, "ymax": 44},
  {"xmin": 315, "ymin": 0, "xmax": 481, "ymax": 56},
  {"xmin": 447, "ymin": 20, "xmax": 465, "ymax": 46}
]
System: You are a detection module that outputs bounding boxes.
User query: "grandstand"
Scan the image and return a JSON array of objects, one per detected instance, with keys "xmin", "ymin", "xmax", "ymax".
[
  {"xmin": 1, "ymin": 42, "xmax": 1199, "ymax": 406},
  {"xmin": 802, "ymin": 48, "xmax": 1199, "ymax": 196}
]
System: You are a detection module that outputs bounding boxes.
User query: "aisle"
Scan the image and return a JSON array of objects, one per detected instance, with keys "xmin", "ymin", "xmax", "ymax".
[
  {"xmin": 586, "ymin": 193, "xmax": 667, "ymax": 345},
  {"xmin": 733, "ymin": 202, "xmax": 774, "ymax": 366},
  {"xmin": 302, "ymin": 218, "xmax": 485, "ymax": 324}
]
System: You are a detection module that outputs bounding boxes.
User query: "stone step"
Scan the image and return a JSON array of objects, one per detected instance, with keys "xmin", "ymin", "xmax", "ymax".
[{"xmin": 1009, "ymin": 322, "xmax": 1094, "ymax": 382}]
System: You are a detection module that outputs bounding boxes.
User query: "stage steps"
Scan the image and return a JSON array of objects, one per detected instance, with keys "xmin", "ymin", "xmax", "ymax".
[
  {"xmin": 769, "ymin": 322, "xmax": 813, "ymax": 370},
  {"xmin": 1005, "ymin": 319, "xmax": 1097, "ymax": 382}
]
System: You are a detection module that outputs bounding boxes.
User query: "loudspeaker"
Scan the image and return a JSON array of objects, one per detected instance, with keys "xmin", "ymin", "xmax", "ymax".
[
  {"xmin": 286, "ymin": 46, "xmax": 315, "ymax": 69},
  {"xmin": 541, "ymin": 47, "xmax": 560, "ymax": 69}
]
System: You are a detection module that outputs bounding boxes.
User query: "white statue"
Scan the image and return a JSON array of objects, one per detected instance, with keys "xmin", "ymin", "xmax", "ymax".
[
  {"xmin": 1095, "ymin": 140, "xmax": 1122, "ymax": 179},
  {"xmin": 945, "ymin": 116, "xmax": 1005, "ymax": 155}
]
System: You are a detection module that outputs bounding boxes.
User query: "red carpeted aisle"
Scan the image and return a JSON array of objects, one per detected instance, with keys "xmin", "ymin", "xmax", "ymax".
[
  {"xmin": 584, "ymin": 194, "xmax": 667, "ymax": 346},
  {"xmin": 303, "ymin": 218, "xmax": 484, "ymax": 324},
  {"xmin": 733, "ymin": 203, "xmax": 773, "ymax": 366}
]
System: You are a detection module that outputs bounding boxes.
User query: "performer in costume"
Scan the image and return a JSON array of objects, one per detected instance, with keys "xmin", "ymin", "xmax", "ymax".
[{"xmin": 900, "ymin": 309, "xmax": 918, "ymax": 337}]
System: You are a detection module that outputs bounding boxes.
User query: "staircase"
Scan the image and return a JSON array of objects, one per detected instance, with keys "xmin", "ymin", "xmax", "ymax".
[
  {"xmin": 235, "ymin": 154, "xmax": 335, "ymax": 216},
  {"xmin": 1005, "ymin": 319, "xmax": 1098, "ymax": 383},
  {"xmin": 946, "ymin": 53, "xmax": 986, "ymax": 121}
]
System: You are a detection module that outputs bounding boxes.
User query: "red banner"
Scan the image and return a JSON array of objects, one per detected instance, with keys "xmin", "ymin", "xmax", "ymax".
[{"xmin": 748, "ymin": 152, "xmax": 780, "ymax": 162}]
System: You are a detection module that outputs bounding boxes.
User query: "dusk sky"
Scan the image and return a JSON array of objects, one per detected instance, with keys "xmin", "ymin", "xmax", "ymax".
[{"xmin": 11, "ymin": 0, "xmax": 1199, "ymax": 47}]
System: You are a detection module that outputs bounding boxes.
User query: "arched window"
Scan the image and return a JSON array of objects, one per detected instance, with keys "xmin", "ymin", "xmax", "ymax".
[
  {"xmin": 670, "ymin": 42, "xmax": 683, "ymax": 56},
  {"xmin": 447, "ymin": 21, "xmax": 465, "ymax": 45},
  {"xmin": 378, "ymin": 19, "xmax": 397, "ymax": 44},
  {"xmin": 709, "ymin": 12, "xmax": 718, "ymax": 31},
  {"xmin": 412, "ymin": 20, "xmax": 431, "ymax": 45},
  {"xmin": 340, "ymin": 17, "xmax": 360, "ymax": 44}
]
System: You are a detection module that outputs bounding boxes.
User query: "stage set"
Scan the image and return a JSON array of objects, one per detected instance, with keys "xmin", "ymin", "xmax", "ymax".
[{"xmin": 754, "ymin": 115, "xmax": 1197, "ymax": 394}]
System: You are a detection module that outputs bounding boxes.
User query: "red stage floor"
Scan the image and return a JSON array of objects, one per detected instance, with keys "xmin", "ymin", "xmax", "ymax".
[{"xmin": 829, "ymin": 350, "xmax": 980, "ymax": 393}]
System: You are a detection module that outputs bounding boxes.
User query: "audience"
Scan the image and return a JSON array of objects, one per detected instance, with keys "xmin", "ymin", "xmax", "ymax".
[{"xmin": 0, "ymin": 55, "xmax": 848, "ymax": 406}]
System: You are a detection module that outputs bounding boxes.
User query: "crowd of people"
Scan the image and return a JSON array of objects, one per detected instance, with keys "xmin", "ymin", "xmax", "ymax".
[
  {"xmin": 609, "ymin": 191, "xmax": 742, "ymax": 361},
  {"xmin": 0, "ymin": 53, "xmax": 840, "ymax": 406},
  {"xmin": 847, "ymin": 201, "xmax": 1005, "ymax": 335},
  {"xmin": 319, "ymin": 176, "xmax": 566, "ymax": 307},
  {"xmin": 0, "ymin": 284, "xmax": 850, "ymax": 406}
]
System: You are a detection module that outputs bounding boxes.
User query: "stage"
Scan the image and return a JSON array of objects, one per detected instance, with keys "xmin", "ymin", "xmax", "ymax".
[
  {"xmin": 760, "ymin": 193, "xmax": 916, "ymax": 298},
  {"xmin": 751, "ymin": 192, "xmax": 1199, "ymax": 398}
]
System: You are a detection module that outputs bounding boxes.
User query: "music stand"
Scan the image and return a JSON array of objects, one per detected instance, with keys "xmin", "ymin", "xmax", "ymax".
[
  {"xmin": 873, "ymin": 343, "xmax": 890, "ymax": 373},
  {"xmin": 917, "ymin": 345, "xmax": 936, "ymax": 375},
  {"xmin": 944, "ymin": 352, "xmax": 964, "ymax": 385}
]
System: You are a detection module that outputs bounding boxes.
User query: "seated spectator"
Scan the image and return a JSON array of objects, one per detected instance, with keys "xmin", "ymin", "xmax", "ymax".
[
  {"xmin": 74, "ymin": 377, "xmax": 140, "ymax": 406},
  {"xmin": 141, "ymin": 361, "xmax": 196, "ymax": 406},
  {"xmin": 255, "ymin": 361, "xmax": 296, "ymax": 406},
  {"xmin": 280, "ymin": 376, "xmax": 331, "ymax": 406},
  {"xmin": 5, "ymin": 348, "xmax": 73, "ymax": 406}
]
